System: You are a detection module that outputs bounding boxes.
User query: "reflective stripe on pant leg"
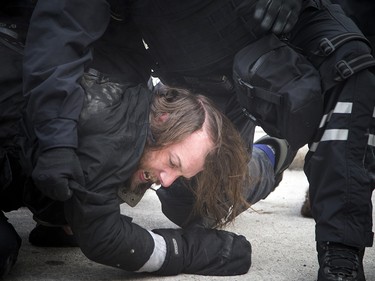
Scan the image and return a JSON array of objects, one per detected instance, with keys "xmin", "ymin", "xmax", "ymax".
[{"xmin": 305, "ymin": 69, "xmax": 375, "ymax": 248}]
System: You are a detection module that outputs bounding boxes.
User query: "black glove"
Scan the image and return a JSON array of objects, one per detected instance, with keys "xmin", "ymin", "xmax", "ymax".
[
  {"xmin": 152, "ymin": 227, "xmax": 252, "ymax": 276},
  {"xmin": 254, "ymin": 0, "xmax": 302, "ymax": 34},
  {"xmin": 236, "ymin": 0, "xmax": 302, "ymax": 34},
  {"xmin": 32, "ymin": 148, "xmax": 85, "ymax": 201}
]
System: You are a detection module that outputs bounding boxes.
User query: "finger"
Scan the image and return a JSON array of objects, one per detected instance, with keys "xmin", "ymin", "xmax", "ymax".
[
  {"xmin": 254, "ymin": 0, "xmax": 271, "ymax": 20},
  {"xmin": 68, "ymin": 180, "xmax": 82, "ymax": 192},
  {"xmin": 282, "ymin": 10, "xmax": 300, "ymax": 33},
  {"xmin": 53, "ymin": 180, "xmax": 72, "ymax": 201},
  {"xmin": 259, "ymin": 1, "xmax": 282, "ymax": 32},
  {"xmin": 272, "ymin": 6, "xmax": 291, "ymax": 34}
]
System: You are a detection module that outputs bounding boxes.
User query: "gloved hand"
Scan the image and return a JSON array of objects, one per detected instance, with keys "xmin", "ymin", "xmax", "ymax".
[
  {"xmin": 236, "ymin": 0, "xmax": 302, "ymax": 34},
  {"xmin": 152, "ymin": 227, "xmax": 252, "ymax": 276},
  {"xmin": 254, "ymin": 0, "xmax": 302, "ymax": 34},
  {"xmin": 32, "ymin": 148, "xmax": 85, "ymax": 201}
]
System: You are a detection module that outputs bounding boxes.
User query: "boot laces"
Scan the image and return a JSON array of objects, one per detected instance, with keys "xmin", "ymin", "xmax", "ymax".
[{"xmin": 323, "ymin": 246, "xmax": 360, "ymax": 279}]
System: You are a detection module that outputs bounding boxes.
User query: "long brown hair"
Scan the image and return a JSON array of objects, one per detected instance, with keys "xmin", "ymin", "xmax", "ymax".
[{"xmin": 149, "ymin": 85, "xmax": 250, "ymax": 227}]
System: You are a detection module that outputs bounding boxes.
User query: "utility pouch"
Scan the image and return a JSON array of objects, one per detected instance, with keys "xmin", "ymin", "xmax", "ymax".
[{"xmin": 233, "ymin": 34, "xmax": 323, "ymax": 149}]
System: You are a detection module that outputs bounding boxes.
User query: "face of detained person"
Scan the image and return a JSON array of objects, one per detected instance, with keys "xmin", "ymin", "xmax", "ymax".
[
  {"xmin": 130, "ymin": 124, "xmax": 213, "ymax": 189},
  {"xmin": 127, "ymin": 86, "xmax": 215, "ymax": 191}
]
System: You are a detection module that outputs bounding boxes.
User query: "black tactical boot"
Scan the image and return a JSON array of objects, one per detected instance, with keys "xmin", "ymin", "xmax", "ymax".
[{"xmin": 317, "ymin": 241, "xmax": 365, "ymax": 281}]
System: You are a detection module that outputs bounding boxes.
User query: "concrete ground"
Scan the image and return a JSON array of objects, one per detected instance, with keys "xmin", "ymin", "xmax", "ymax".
[{"xmin": 4, "ymin": 130, "xmax": 375, "ymax": 281}]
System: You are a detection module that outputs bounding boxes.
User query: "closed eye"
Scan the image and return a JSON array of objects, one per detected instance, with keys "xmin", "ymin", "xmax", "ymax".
[
  {"xmin": 169, "ymin": 154, "xmax": 181, "ymax": 169},
  {"xmin": 169, "ymin": 159, "xmax": 177, "ymax": 168}
]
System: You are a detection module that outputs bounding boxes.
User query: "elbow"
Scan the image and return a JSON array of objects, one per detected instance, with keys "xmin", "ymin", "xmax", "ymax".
[
  {"xmin": 76, "ymin": 232, "xmax": 152, "ymax": 272},
  {"xmin": 78, "ymin": 236, "xmax": 112, "ymax": 265}
]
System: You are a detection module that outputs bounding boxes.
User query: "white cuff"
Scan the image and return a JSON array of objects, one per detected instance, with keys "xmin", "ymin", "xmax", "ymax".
[{"xmin": 136, "ymin": 230, "xmax": 167, "ymax": 272}]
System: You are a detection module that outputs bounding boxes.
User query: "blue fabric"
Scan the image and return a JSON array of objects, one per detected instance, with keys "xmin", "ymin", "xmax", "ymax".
[{"xmin": 254, "ymin": 144, "xmax": 275, "ymax": 168}]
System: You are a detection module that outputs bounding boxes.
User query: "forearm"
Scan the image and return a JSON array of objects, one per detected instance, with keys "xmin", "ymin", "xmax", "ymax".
[
  {"xmin": 22, "ymin": 0, "xmax": 110, "ymax": 150},
  {"xmin": 64, "ymin": 187, "xmax": 252, "ymax": 276},
  {"xmin": 64, "ymin": 186, "xmax": 157, "ymax": 272}
]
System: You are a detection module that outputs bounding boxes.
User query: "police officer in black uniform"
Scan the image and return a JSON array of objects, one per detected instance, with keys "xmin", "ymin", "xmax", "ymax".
[
  {"xmin": 123, "ymin": 1, "xmax": 375, "ymax": 280},
  {"xmin": 8, "ymin": 0, "xmax": 375, "ymax": 280}
]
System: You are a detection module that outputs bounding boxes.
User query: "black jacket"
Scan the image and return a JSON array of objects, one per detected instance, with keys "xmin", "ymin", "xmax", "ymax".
[
  {"xmin": 22, "ymin": 71, "xmax": 156, "ymax": 270},
  {"xmin": 66, "ymin": 76, "xmax": 155, "ymax": 271},
  {"xmin": 22, "ymin": 0, "xmax": 156, "ymax": 270}
]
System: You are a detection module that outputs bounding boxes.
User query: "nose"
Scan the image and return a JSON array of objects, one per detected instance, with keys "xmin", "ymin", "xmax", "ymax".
[{"xmin": 159, "ymin": 171, "xmax": 179, "ymax": 188}]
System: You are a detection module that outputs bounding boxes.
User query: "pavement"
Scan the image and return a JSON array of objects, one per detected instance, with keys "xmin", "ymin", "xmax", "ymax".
[{"xmin": 4, "ymin": 129, "xmax": 375, "ymax": 281}]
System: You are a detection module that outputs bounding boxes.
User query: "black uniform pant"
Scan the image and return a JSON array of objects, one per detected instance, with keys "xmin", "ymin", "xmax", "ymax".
[
  {"xmin": 0, "ymin": 24, "xmax": 24, "ymax": 277},
  {"xmin": 0, "ymin": 212, "xmax": 21, "ymax": 278},
  {"xmin": 290, "ymin": 0, "xmax": 375, "ymax": 248}
]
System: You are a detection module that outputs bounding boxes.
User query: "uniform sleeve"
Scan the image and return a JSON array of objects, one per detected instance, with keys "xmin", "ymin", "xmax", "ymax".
[{"xmin": 22, "ymin": 0, "xmax": 111, "ymax": 151}]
